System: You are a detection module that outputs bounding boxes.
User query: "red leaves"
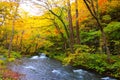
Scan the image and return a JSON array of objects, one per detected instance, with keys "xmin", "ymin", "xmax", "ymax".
[{"xmin": 0, "ymin": 67, "xmax": 24, "ymax": 80}]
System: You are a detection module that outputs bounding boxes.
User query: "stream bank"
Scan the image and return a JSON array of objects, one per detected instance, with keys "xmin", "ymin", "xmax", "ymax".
[{"xmin": 8, "ymin": 54, "xmax": 117, "ymax": 80}]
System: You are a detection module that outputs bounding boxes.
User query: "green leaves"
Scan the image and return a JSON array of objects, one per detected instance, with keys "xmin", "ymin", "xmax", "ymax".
[
  {"xmin": 105, "ymin": 22, "xmax": 120, "ymax": 33},
  {"xmin": 104, "ymin": 21, "xmax": 120, "ymax": 39},
  {"xmin": 63, "ymin": 51, "xmax": 120, "ymax": 78},
  {"xmin": 80, "ymin": 30, "xmax": 99, "ymax": 43},
  {"xmin": 102, "ymin": 15, "xmax": 111, "ymax": 22}
]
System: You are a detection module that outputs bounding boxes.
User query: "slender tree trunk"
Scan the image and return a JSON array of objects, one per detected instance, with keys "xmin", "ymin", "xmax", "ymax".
[
  {"xmin": 15, "ymin": 35, "xmax": 19, "ymax": 51},
  {"xmin": 75, "ymin": 0, "xmax": 80, "ymax": 44},
  {"xmin": 19, "ymin": 30, "xmax": 24, "ymax": 51},
  {"xmin": 8, "ymin": 2, "xmax": 19, "ymax": 58},
  {"xmin": 35, "ymin": 40, "xmax": 38, "ymax": 52},
  {"xmin": 8, "ymin": 19, "xmax": 15, "ymax": 58},
  {"xmin": 96, "ymin": 19, "xmax": 110, "ymax": 61},
  {"xmin": 67, "ymin": 0, "xmax": 75, "ymax": 53},
  {"xmin": 5, "ymin": 31, "xmax": 8, "ymax": 48}
]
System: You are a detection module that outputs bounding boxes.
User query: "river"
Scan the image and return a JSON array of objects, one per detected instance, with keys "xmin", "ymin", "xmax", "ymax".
[{"xmin": 8, "ymin": 54, "xmax": 117, "ymax": 80}]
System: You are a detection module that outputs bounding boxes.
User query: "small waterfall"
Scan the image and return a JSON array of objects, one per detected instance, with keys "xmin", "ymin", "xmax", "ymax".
[
  {"xmin": 30, "ymin": 56, "xmax": 39, "ymax": 59},
  {"xmin": 30, "ymin": 53, "xmax": 47, "ymax": 59},
  {"xmin": 39, "ymin": 53, "xmax": 47, "ymax": 59}
]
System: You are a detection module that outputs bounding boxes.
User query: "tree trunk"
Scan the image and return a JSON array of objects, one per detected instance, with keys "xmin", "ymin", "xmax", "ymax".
[
  {"xmin": 8, "ymin": 19, "xmax": 15, "ymax": 58},
  {"xmin": 19, "ymin": 30, "xmax": 24, "ymax": 51},
  {"xmin": 48, "ymin": 10, "xmax": 70, "ymax": 39},
  {"xmin": 96, "ymin": 19, "xmax": 110, "ymax": 61},
  {"xmin": 75, "ymin": 0, "xmax": 80, "ymax": 44},
  {"xmin": 67, "ymin": 0, "xmax": 75, "ymax": 53},
  {"xmin": 8, "ymin": 2, "xmax": 19, "ymax": 58}
]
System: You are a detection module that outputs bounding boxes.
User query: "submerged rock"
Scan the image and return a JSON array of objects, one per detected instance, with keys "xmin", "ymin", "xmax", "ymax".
[
  {"xmin": 23, "ymin": 66, "xmax": 36, "ymax": 70},
  {"xmin": 101, "ymin": 77, "xmax": 117, "ymax": 80}
]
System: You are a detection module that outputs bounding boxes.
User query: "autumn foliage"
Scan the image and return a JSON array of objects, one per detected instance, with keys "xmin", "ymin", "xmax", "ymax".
[
  {"xmin": 0, "ymin": 66, "xmax": 24, "ymax": 80},
  {"xmin": 0, "ymin": 0, "xmax": 120, "ymax": 79}
]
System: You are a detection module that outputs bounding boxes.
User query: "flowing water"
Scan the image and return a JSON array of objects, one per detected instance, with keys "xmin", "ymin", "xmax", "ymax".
[{"xmin": 9, "ymin": 54, "xmax": 117, "ymax": 80}]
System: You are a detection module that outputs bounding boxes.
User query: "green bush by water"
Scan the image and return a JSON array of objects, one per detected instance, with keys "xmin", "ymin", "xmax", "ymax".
[{"xmin": 63, "ymin": 49, "xmax": 120, "ymax": 78}]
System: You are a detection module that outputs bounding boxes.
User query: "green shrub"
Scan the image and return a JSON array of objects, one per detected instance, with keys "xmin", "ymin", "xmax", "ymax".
[
  {"xmin": 63, "ymin": 49, "xmax": 120, "ymax": 78},
  {"xmin": 102, "ymin": 15, "xmax": 111, "ymax": 23},
  {"xmin": 0, "ymin": 60, "xmax": 4, "ymax": 65},
  {"xmin": 11, "ymin": 51, "xmax": 21, "ymax": 59}
]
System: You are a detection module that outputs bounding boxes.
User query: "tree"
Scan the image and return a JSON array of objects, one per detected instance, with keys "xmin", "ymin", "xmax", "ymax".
[
  {"xmin": 42, "ymin": 11, "xmax": 68, "ymax": 50},
  {"xmin": 67, "ymin": 0, "xmax": 75, "ymax": 53},
  {"xmin": 75, "ymin": 0, "xmax": 80, "ymax": 44},
  {"xmin": 33, "ymin": 0, "xmax": 76, "ymax": 53},
  {"xmin": 8, "ymin": 0, "xmax": 20, "ymax": 58},
  {"xmin": 33, "ymin": 0, "xmax": 70, "ymax": 39},
  {"xmin": 83, "ymin": 0, "xmax": 110, "ymax": 61}
]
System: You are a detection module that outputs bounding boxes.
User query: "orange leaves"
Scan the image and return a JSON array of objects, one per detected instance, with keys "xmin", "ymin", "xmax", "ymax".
[
  {"xmin": 78, "ymin": 16, "xmax": 87, "ymax": 23},
  {"xmin": 98, "ymin": 0, "xmax": 109, "ymax": 13},
  {"xmin": 54, "ymin": 29, "xmax": 59, "ymax": 35},
  {"xmin": 23, "ymin": 33, "xmax": 30, "ymax": 39},
  {"xmin": 98, "ymin": 0, "xmax": 108, "ymax": 6}
]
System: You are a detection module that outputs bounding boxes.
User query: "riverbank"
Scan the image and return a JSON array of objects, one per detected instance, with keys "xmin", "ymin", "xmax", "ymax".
[
  {"xmin": 0, "ymin": 48, "xmax": 119, "ymax": 80},
  {"xmin": 51, "ymin": 53, "xmax": 120, "ymax": 80},
  {"xmin": 0, "ymin": 64, "xmax": 23, "ymax": 80},
  {"xmin": 0, "ymin": 46, "xmax": 22, "ymax": 80},
  {"xmin": 7, "ymin": 54, "xmax": 111, "ymax": 80}
]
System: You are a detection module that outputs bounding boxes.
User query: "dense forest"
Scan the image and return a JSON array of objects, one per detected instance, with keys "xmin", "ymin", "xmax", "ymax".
[{"xmin": 0, "ymin": 0, "xmax": 120, "ymax": 79}]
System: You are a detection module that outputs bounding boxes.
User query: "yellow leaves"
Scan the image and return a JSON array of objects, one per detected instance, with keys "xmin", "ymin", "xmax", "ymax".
[
  {"xmin": 0, "ymin": 2, "xmax": 10, "ymax": 7},
  {"xmin": 14, "ymin": 19, "xmax": 25, "ymax": 30},
  {"xmin": 108, "ymin": 0, "xmax": 120, "ymax": 8},
  {"xmin": 71, "ymin": 0, "xmax": 90, "ymax": 26},
  {"xmin": 0, "ymin": 1, "xmax": 18, "ymax": 9},
  {"xmin": 7, "ymin": 57, "xmax": 15, "ymax": 62},
  {"xmin": 0, "ymin": 60, "xmax": 4, "ymax": 65}
]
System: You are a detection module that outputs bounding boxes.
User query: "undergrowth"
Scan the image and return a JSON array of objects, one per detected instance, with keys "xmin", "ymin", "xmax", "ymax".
[{"xmin": 63, "ymin": 48, "xmax": 120, "ymax": 79}]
